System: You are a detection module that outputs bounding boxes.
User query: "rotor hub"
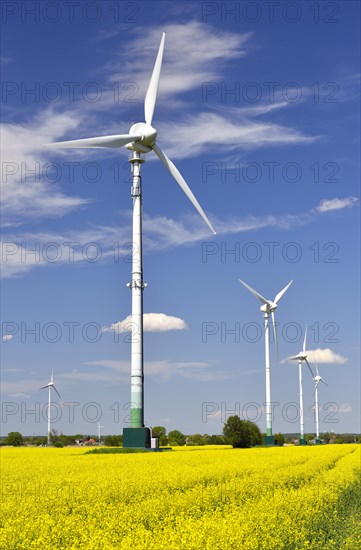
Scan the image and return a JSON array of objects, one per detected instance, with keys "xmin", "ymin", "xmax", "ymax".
[
  {"xmin": 260, "ymin": 302, "xmax": 277, "ymax": 313},
  {"xmin": 126, "ymin": 122, "xmax": 157, "ymax": 152}
]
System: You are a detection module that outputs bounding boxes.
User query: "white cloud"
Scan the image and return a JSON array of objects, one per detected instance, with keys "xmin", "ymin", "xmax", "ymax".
[
  {"xmin": 2, "ymin": 334, "xmax": 13, "ymax": 342},
  {"xmin": 315, "ymin": 196, "xmax": 358, "ymax": 213},
  {"xmin": 283, "ymin": 348, "xmax": 348, "ymax": 365},
  {"xmin": 103, "ymin": 312, "xmax": 188, "ymax": 333},
  {"xmin": 338, "ymin": 403, "xmax": 352, "ymax": 414},
  {"xmin": 307, "ymin": 348, "xmax": 348, "ymax": 364}
]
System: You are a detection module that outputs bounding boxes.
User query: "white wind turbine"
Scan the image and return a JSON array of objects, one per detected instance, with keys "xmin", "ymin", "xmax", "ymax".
[
  {"xmin": 45, "ymin": 32, "xmax": 215, "ymax": 448},
  {"xmin": 97, "ymin": 422, "xmax": 104, "ymax": 444},
  {"xmin": 288, "ymin": 326, "xmax": 315, "ymax": 445},
  {"xmin": 310, "ymin": 359, "xmax": 328, "ymax": 444},
  {"xmin": 40, "ymin": 370, "xmax": 61, "ymax": 445},
  {"xmin": 239, "ymin": 279, "xmax": 293, "ymax": 444}
]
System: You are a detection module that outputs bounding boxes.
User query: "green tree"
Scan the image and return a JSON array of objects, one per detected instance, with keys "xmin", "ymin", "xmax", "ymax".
[
  {"xmin": 34, "ymin": 436, "xmax": 47, "ymax": 446},
  {"xmin": 223, "ymin": 416, "xmax": 262, "ymax": 448},
  {"xmin": 104, "ymin": 435, "xmax": 122, "ymax": 447},
  {"xmin": 204, "ymin": 434, "xmax": 228, "ymax": 445},
  {"xmin": 152, "ymin": 426, "xmax": 168, "ymax": 445},
  {"xmin": 49, "ymin": 428, "xmax": 59, "ymax": 445},
  {"xmin": 186, "ymin": 434, "xmax": 206, "ymax": 446},
  {"xmin": 152, "ymin": 426, "xmax": 166, "ymax": 438},
  {"xmin": 168, "ymin": 430, "xmax": 186, "ymax": 446},
  {"xmin": 5, "ymin": 432, "xmax": 24, "ymax": 446},
  {"xmin": 341, "ymin": 434, "xmax": 354, "ymax": 444},
  {"xmin": 321, "ymin": 432, "xmax": 331, "ymax": 444},
  {"xmin": 274, "ymin": 433, "xmax": 285, "ymax": 446}
]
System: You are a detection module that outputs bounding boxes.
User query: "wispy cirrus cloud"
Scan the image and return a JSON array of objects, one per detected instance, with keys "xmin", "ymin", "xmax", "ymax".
[
  {"xmin": 0, "ymin": 223, "xmax": 130, "ymax": 278},
  {"xmin": 156, "ymin": 111, "xmax": 317, "ymax": 160},
  {"xmin": 108, "ymin": 22, "xmax": 253, "ymax": 101},
  {"xmin": 2, "ymin": 195, "xmax": 358, "ymax": 279},
  {"xmin": 337, "ymin": 403, "xmax": 352, "ymax": 414},
  {"xmin": 1, "ymin": 56, "xmax": 13, "ymax": 65},
  {"xmin": 314, "ymin": 196, "xmax": 359, "ymax": 213},
  {"xmin": 78, "ymin": 358, "xmax": 231, "ymax": 382},
  {"xmin": 2, "ymin": 21, "xmax": 318, "ymax": 227},
  {"xmin": 1, "ymin": 108, "xmax": 89, "ymax": 225}
]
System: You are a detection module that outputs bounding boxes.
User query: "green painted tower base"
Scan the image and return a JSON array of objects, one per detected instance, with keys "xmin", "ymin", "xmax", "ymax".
[
  {"xmin": 315, "ymin": 438, "xmax": 322, "ymax": 445},
  {"xmin": 264, "ymin": 435, "xmax": 275, "ymax": 446},
  {"xmin": 123, "ymin": 427, "xmax": 151, "ymax": 449},
  {"xmin": 299, "ymin": 437, "xmax": 307, "ymax": 445}
]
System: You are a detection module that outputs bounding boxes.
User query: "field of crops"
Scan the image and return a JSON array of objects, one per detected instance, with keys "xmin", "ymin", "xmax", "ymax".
[{"xmin": 1, "ymin": 444, "xmax": 360, "ymax": 549}]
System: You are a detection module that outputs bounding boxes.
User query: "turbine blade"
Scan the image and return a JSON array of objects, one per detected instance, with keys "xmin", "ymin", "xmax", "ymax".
[
  {"xmin": 152, "ymin": 143, "xmax": 216, "ymax": 234},
  {"xmin": 53, "ymin": 386, "xmax": 61, "ymax": 399},
  {"xmin": 274, "ymin": 280, "xmax": 293, "ymax": 304},
  {"xmin": 145, "ymin": 32, "xmax": 166, "ymax": 125},
  {"xmin": 44, "ymin": 134, "xmax": 142, "ymax": 149},
  {"xmin": 51, "ymin": 370, "xmax": 54, "ymax": 383},
  {"xmin": 238, "ymin": 280, "xmax": 270, "ymax": 306},
  {"xmin": 288, "ymin": 356, "xmax": 301, "ymax": 361},
  {"xmin": 39, "ymin": 385, "xmax": 48, "ymax": 390},
  {"xmin": 271, "ymin": 311, "xmax": 279, "ymax": 361},
  {"xmin": 305, "ymin": 358, "xmax": 314, "ymax": 378},
  {"xmin": 315, "ymin": 363, "xmax": 320, "ymax": 377},
  {"xmin": 303, "ymin": 325, "xmax": 307, "ymax": 354}
]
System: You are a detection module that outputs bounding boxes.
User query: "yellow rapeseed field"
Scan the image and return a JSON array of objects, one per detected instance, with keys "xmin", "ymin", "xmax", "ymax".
[{"xmin": 1, "ymin": 445, "xmax": 360, "ymax": 549}]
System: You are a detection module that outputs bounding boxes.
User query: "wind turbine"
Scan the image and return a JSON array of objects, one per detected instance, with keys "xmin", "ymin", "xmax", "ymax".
[
  {"xmin": 97, "ymin": 422, "xmax": 104, "ymax": 444},
  {"xmin": 40, "ymin": 370, "xmax": 61, "ymax": 445},
  {"xmin": 45, "ymin": 33, "xmax": 215, "ymax": 448},
  {"xmin": 288, "ymin": 326, "xmax": 315, "ymax": 446},
  {"xmin": 311, "ymin": 360, "xmax": 328, "ymax": 445},
  {"xmin": 239, "ymin": 279, "xmax": 293, "ymax": 445}
]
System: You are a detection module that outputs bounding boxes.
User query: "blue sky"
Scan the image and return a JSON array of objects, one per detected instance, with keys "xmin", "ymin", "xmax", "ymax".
[{"xmin": 1, "ymin": 1, "xmax": 360, "ymax": 438}]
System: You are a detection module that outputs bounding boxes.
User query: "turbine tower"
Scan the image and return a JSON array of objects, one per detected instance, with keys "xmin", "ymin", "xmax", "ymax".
[
  {"xmin": 40, "ymin": 370, "xmax": 61, "ymax": 445},
  {"xmin": 311, "ymin": 360, "xmax": 327, "ymax": 445},
  {"xmin": 97, "ymin": 422, "xmax": 104, "ymax": 444},
  {"xmin": 45, "ymin": 33, "xmax": 215, "ymax": 448},
  {"xmin": 288, "ymin": 326, "xmax": 315, "ymax": 446},
  {"xmin": 238, "ymin": 279, "xmax": 293, "ymax": 445},
  {"xmin": 239, "ymin": 279, "xmax": 293, "ymax": 445}
]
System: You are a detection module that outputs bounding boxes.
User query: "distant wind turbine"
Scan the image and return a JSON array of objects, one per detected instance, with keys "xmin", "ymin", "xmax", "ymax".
[
  {"xmin": 40, "ymin": 370, "xmax": 61, "ymax": 445},
  {"xmin": 288, "ymin": 326, "xmax": 315, "ymax": 445},
  {"xmin": 310, "ymin": 359, "xmax": 328, "ymax": 444},
  {"xmin": 45, "ymin": 33, "xmax": 215, "ymax": 448},
  {"xmin": 97, "ymin": 422, "xmax": 104, "ymax": 444},
  {"xmin": 239, "ymin": 279, "xmax": 293, "ymax": 445}
]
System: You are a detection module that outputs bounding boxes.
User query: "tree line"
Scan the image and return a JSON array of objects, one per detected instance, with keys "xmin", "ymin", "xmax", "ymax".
[{"xmin": 2, "ymin": 420, "xmax": 360, "ymax": 448}]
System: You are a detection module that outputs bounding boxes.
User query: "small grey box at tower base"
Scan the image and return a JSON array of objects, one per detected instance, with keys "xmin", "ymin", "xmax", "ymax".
[{"xmin": 123, "ymin": 427, "xmax": 151, "ymax": 448}]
